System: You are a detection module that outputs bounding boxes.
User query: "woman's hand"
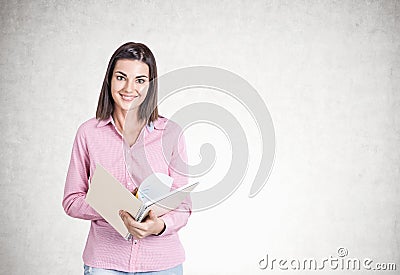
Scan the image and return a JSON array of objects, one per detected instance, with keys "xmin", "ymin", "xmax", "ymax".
[{"xmin": 119, "ymin": 210, "xmax": 165, "ymax": 239}]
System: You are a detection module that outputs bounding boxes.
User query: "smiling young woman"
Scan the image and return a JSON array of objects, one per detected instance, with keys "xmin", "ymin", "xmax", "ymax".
[{"xmin": 63, "ymin": 42, "xmax": 190, "ymax": 275}]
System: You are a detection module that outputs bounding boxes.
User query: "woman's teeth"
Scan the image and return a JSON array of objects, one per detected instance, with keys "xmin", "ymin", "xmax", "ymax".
[{"xmin": 121, "ymin": 94, "xmax": 137, "ymax": 101}]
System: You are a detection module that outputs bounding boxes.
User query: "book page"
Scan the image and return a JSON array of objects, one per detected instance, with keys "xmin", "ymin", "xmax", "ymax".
[
  {"xmin": 136, "ymin": 173, "xmax": 173, "ymax": 203},
  {"xmin": 136, "ymin": 181, "xmax": 199, "ymax": 222}
]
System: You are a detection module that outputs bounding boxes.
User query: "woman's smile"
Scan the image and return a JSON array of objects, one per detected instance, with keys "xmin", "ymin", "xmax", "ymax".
[{"xmin": 119, "ymin": 92, "xmax": 139, "ymax": 102}]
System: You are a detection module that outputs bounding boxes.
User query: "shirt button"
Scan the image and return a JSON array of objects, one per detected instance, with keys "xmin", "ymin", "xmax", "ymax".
[{"xmin": 134, "ymin": 240, "xmax": 138, "ymax": 244}]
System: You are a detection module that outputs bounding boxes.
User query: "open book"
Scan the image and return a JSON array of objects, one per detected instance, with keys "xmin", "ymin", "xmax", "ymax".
[{"xmin": 85, "ymin": 163, "xmax": 198, "ymax": 240}]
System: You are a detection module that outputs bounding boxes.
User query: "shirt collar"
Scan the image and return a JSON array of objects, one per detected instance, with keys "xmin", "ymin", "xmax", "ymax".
[
  {"xmin": 96, "ymin": 116, "xmax": 113, "ymax": 128},
  {"xmin": 96, "ymin": 116, "xmax": 165, "ymax": 132},
  {"xmin": 147, "ymin": 121, "xmax": 155, "ymax": 132},
  {"xmin": 152, "ymin": 116, "xmax": 167, "ymax": 131}
]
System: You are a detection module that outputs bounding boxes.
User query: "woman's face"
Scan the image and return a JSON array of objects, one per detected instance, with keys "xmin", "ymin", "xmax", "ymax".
[{"xmin": 111, "ymin": 59, "xmax": 150, "ymax": 114}]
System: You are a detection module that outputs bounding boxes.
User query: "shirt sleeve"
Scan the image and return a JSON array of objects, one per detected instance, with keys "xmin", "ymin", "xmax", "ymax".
[
  {"xmin": 62, "ymin": 125, "xmax": 102, "ymax": 221},
  {"xmin": 160, "ymin": 132, "xmax": 192, "ymax": 236}
]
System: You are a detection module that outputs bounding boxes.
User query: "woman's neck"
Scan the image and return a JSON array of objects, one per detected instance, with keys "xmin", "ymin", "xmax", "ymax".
[{"xmin": 113, "ymin": 108, "xmax": 146, "ymax": 145}]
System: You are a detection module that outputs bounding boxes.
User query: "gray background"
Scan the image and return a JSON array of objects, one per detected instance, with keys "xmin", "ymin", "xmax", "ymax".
[{"xmin": 1, "ymin": 0, "xmax": 399, "ymax": 274}]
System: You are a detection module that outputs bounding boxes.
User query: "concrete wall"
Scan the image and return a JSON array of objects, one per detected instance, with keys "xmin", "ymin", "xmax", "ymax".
[{"xmin": 1, "ymin": 1, "xmax": 399, "ymax": 274}]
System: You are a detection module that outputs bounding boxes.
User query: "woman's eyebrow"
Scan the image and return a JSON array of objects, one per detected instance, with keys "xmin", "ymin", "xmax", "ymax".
[
  {"xmin": 115, "ymin": 71, "xmax": 127, "ymax": 77},
  {"xmin": 115, "ymin": 71, "xmax": 148, "ymax": 79}
]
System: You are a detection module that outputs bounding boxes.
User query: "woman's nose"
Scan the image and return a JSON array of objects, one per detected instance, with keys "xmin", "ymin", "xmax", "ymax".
[{"xmin": 125, "ymin": 79, "xmax": 137, "ymax": 93}]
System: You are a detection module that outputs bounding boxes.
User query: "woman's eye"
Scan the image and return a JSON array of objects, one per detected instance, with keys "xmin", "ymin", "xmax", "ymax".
[
  {"xmin": 116, "ymin": 75, "xmax": 125, "ymax": 81},
  {"xmin": 137, "ymin": 79, "xmax": 146, "ymax": 84}
]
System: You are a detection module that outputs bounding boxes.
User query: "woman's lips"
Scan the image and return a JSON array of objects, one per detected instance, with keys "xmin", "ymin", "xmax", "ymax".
[{"xmin": 120, "ymin": 93, "xmax": 138, "ymax": 101}]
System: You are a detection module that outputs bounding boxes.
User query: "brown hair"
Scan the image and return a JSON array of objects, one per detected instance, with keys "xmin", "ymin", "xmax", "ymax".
[{"xmin": 96, "ymin": 42, "xmax": 158, "ymax": 124}]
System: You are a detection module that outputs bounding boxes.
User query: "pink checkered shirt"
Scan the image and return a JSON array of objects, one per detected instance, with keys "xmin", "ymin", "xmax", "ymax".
[{"xmin": 62, "ymin": 116, "xmax": 191, "ymax": 272}]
